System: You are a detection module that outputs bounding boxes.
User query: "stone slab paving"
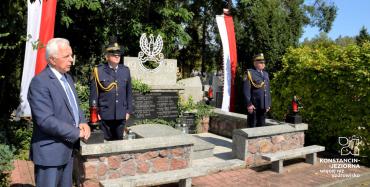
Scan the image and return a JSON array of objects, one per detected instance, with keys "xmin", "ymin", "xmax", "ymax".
[
  {"xmin": 130, "ymin": 124, "xmax": 215, "ymax": 159},
  {"xmin": 12, "ymin": 160, "xmax": 369, "ymax": 187},
  {"xmin": 194, "ymin": 133, "xmax": 233, "ymax": 158},
  {"xmin": 191, "ymin": 162, "xmax": 370, "ymax": 187},
  {"xmin": 166, "ymin": 133, "xmax": 370, "ymax": 187}
]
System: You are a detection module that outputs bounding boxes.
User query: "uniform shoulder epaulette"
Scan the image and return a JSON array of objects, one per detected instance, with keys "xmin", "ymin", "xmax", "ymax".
[
  {"xmin": 93, "ymin": 64, "xmax": 118, "ymax": 93},
  {"xmin": 244, "ymin": 69, "xmax": 252, "ymax": 81},
  {"xmin": 246, "ymin": 69, "xmax": 265, "ymax": 88}
]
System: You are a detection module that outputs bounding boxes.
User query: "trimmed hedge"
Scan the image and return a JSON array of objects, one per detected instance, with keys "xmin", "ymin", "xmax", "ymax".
[{"xmin": 271, "ymin": 42, "xmax": 369, "ymax": 165}]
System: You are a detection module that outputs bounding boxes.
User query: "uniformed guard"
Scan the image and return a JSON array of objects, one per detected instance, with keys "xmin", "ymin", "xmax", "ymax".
[
  {"xmin": 243, "ymin": 53, "xmax": 271, "ymax": 127},
  {"xmin": 89, "ymin": 37, "xmax": 133, "ymax": 140}
]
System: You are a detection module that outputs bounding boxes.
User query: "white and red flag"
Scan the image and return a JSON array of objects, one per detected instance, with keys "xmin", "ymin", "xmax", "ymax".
[
  {"xmin": 17, "ymin": 0, "xmax": 57, "ymax": 117},
  {"xmin": 216, "ymin": 13, "xmax": 238, "ymax": 112}
]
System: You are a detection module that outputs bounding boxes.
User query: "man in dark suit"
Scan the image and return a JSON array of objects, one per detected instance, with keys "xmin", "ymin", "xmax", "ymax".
[
  {"xmin": 90, "ymin": 37, "xmax": 133, "ymax": 140},
  {"xmin": 28, "ymin": 38, "xmax": 90, "ymax": 187},
  {"xmin": 243, "ymin": 53, "xmax": 271, "ymax": 127}
]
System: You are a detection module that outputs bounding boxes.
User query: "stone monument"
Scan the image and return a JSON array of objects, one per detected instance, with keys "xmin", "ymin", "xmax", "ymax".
[{"xmin": 124, "ymin": 33, "xmax": 183, "ymax": 124}]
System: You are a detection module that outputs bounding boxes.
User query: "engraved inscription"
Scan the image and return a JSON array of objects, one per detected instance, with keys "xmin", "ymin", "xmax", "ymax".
[{"xmin": 132, "ymin": 92, "xmax": 179, "ymax": 120}]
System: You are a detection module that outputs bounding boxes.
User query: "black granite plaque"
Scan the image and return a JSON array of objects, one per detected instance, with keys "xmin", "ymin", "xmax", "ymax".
[
  {"xmin": 285, "ymin": 113, "xmax": 302, "ymax": 124},
  {"xmin": 132, "ymin": 92, "xmax": 179, "ymax": 121},
  {"xmin": 215, "ymin": 91, "xmax": 223, "ymax": 108},
  {"xmin": 86, "ymin": 122, "xmax": 104, "ymax": 144}
]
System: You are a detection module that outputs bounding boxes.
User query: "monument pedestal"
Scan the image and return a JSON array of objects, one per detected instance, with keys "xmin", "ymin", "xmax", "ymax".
[
  {"xmin": 85, "ymin": 122, "xmax": 104, "ymax": 144},
  {"xmin": 285, "ymin": 113, "xmax": 302, "ymax": 124}
]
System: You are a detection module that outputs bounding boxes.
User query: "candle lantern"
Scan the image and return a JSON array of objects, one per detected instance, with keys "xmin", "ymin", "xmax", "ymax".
[
  {"xmin": 86, "ymin": 100, "xmax": 104, "ymax": 144},
  {"xmin": 285, "ymin": 95, "xmax": 303, "ymax": 124}
]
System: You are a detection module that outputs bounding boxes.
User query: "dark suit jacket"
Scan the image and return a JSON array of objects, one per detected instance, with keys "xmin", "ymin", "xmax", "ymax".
[
  {"xmin": 89, "ymin": 63, "xmax": 133, "ymax": 120},
  {"xmin": 28, "ymin": 66, "xmax": 85, "ymax": 166},
  {"xmin": 243, "ymin": 68, "xmax": 272, "ymax": 110}
]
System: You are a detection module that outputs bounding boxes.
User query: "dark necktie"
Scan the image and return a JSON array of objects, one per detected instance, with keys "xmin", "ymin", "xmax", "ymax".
[{"xmin": 61, "ymin": 76, "xmax": 79, "ymax": 127}]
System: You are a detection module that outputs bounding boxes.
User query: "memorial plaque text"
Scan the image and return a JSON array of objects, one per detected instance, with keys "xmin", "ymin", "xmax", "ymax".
[{"xmin": 132, "ymin": 92, "xmax": 178, "ymax": 121}]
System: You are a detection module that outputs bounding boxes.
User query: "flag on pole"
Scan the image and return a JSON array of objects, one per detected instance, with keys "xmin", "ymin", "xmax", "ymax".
[
  {"xmin": 17, "ymin": 0, "xmax": 57, "ymax": 117},
  {"xmin": 216, "ymin": 13, "xmax": 238, "ymax": 112}
]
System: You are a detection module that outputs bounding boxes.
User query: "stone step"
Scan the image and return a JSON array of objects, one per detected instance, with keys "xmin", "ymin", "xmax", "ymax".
[
  {"xmin": 100, "ymin": 168, "xmax": 193, "ymax": 187},
  {"xmin": 189, "ymin": 135, "xmax": 215, "ymax": 159},
  {"xmin": 192, "ymin": 158, "xmax": 246, "ymax": 176},
  {"xmin": 130, "ymin": 124, "xmax": 215, "ymax": 159}
]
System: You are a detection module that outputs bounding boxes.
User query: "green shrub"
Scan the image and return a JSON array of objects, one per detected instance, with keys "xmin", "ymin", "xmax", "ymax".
[
  {"xmin": 271, "ymin": 42, "xmax": 370, "ymax": 165},
  {"xmin": 178, "ymin": 97, "xmax": 215, "ymax": 133},
  {"xmin": 134, "ymin": 118, "xmax": 177, "ymax": 128},
  {"xmin": 132, "ymin": 79, "xmax": 151, "ymax": 94},
  {"xmin": 13, "ymin": 125, "xmax": 32, "ymax": 160},
  {"xmin": 0, "ymin": 144, "xmax": 14, "ymax": 187},
  {"xmin": 75, "ymin": 81, "xmax": 90, "ymax": 119},
  {"xmin": 0, "ymin": 119, "xmax": 32, "ymax": 160}
]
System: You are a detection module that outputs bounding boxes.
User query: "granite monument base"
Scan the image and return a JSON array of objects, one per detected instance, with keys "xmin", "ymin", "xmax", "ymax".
[
  {"xmin": 285, "ymin": 113, "xmax": 302, "ymax": 124},
  {"xmin": 85, "ymin": 122, "xmax": 104, "ymax": 144}
]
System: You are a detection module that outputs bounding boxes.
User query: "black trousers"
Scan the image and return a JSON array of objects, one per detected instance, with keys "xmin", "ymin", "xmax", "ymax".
[
  {"xmin": 247, "ymin": 109, "xmax": 266, "ymax": 128},
  {"xmin": 100, "ymin": 119, "xmax": 125, "ymax": 140}
]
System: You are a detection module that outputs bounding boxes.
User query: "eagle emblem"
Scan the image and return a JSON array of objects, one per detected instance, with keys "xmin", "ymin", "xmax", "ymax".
[{"xmin": 138, "ymin": 33, "xmax": 164, "ymax": 72}]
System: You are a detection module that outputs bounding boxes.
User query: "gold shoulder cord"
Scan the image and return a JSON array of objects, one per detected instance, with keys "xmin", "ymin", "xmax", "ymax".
[
  {"xmin": 93, "ymin": 67, "xmax": 117, "ymax": 95},
  {"xmin": 247, "ymin": 70, "xmax": 265, "ymax": 89}
]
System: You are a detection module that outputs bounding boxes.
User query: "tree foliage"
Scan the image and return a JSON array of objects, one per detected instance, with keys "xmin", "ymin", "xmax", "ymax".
[
  {"xmin": 0, "ymin": 0, "xmax": 337, "ymax": 118},
  {"xmin": 234, "ymin": 0, "xmax": 337, "ymax": 73},
  {"xmin": 301, "ymin": 32, "xmax": 334, "ymax": 47},
  {"xmin": 178, "ymin": 0, "xmax": 225, "ymax": 74},
  {"xmin": 271, "ymin": 42, "xmax": 370, "ymax": 164},
  {"xmin": 0, "ymin": 0, "xmax": 27, "ymax": 118},
  {"xmin": 356, "ymin": 26, "xmax": 370, "ymax": 46},
  {"xmin": 335, "ymin": 35, "xmax": 356, "ymax": 47},
  {"xmin": 305, "ymin": 0, "xmax": 337, "ymax": 32},
  {"xmin": 56, "ymin": 0, "xmax": 195, "ymax": 84}
]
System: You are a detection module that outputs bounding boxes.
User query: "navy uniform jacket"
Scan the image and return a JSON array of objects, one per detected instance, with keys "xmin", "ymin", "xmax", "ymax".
[
  {"xmin": 243, "ymin": 68, "xmax": 272, "ymax": 110},
  {"xmin": 90, "ymin": 63, "xmax": 133, "ymax": 120},
  {"xmin": 28, "ymin": 66, "xmax": 84, "ymax": 166}
]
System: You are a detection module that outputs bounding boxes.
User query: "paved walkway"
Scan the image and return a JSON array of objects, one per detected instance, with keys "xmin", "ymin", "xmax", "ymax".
[
  {"xmin": 10, "ymin": 159, "xmax": 370, "ymax": 187},
  {"xmin": 190, "ymin": 133, "xmax": 370, "ymax": 187},
  {"xmin": 192, "ymin": 162, "xmax": 370, "ymax": 187},
  {"xmin": 10, "ymin": 133, "xmax": 370, "ymax": 187}
]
